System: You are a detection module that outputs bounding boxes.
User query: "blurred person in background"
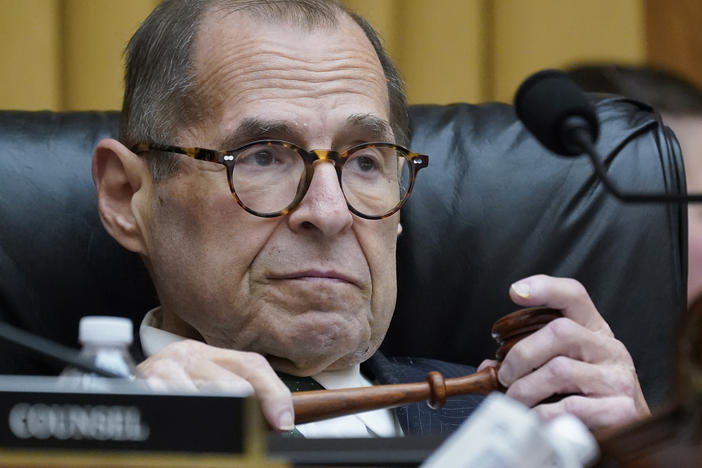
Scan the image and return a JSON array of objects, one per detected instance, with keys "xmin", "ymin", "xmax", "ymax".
[{"xmin": 568, "ymin": 64, "xmax": 702, "ymax": 306}]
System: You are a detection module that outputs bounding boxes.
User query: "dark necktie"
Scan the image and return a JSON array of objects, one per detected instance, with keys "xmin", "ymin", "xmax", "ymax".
[
  {"xmin": 278, "ymin": 372, "xmax": 324, "ymax": 392},
  {"xmin": 277, "ymin": 372, "xmax": 324, "ymax": 438}
]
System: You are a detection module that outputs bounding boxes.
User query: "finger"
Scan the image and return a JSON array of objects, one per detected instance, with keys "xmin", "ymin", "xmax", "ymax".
[
  {"xmin": 183, "ymin": 359, "xmax": 254, "ymax": 396},
  {"xmin": 141, "ymin": 340, "xmax": 293, "ymax": 431},
  {"xmin": 477, "ymin": 359, "xmax": 499, "ymax": 371},
  {"xmin": 505, "ymin": 356, "xmax": 634, "ymax": 408},
  {"xmin": 498, "ymin": 317, "xmax": 628, "ymax": 386},
  {"xmin": 139, "ymin": 359, "xmax": 199, "ymax": 392},
  {"xmin": 509, "ymin": 274, "xmax": 611, "ymax": 333},
  {"xmin": 207, "ymin": 348, "xmax": 294, "ymax": 432},
  {"xmin": 144, "ymin": 376, "xmax": 169, "ymax": 392},
  {"xmin": 532, "ymin": 394, "xmax": 641, "ymax": 430}
]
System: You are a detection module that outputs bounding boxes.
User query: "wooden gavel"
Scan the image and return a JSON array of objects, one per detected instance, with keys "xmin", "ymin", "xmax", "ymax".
[{"xmin": 292, "ymin": 307, "xmax": 562, "ymax": 424}]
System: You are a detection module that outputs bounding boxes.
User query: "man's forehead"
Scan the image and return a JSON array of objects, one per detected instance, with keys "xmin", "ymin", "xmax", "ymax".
[
  {"xmin": 218, "ymin": 114, "xmax": 393, "ymax": 149},
  {"xmin": 185, "ymin": 8, "xmax": 390, "ymax": 147},
  {"xmin": 194, "ymin": 6, "xmax": 360, "ymax": 62}
]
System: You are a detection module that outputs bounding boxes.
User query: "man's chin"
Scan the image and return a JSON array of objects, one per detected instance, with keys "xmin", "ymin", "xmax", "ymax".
[{"xmin": 267, "ymin": 349, "xmax": 371, "ymax": 376}]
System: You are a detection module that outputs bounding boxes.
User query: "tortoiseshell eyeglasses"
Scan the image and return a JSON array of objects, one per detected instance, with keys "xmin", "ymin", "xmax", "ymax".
[{"xmin": 130, "ymin": 140, "xmax": 429, "ymax": 220}]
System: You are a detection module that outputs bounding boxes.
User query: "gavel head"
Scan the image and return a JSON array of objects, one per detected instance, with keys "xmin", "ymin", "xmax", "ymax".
[{"xmin": 492, "ymin": 307, "xmax": 562, "ymax": 361}]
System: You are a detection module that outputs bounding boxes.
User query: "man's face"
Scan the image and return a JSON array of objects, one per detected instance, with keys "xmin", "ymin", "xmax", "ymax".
[{"xmin": 138, "ymin": 12, "xmax": 400, "ymax": 376}]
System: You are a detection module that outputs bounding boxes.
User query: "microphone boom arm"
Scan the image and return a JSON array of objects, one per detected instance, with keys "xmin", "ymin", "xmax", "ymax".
[{"xmin": 568, "ymin": 121, "xmax": 702, "ymax": 203}]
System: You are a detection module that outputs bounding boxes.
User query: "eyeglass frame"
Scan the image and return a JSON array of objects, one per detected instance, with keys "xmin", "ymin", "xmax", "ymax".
[{"xmin": 130, "ymin": 140, "xmax": 429, "ymax": 220}]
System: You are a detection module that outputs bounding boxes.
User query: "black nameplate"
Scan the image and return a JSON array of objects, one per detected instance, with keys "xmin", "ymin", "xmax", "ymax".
[{"xmin": 0, "ymin": 376, "xmax": 251, "ymax": 453}]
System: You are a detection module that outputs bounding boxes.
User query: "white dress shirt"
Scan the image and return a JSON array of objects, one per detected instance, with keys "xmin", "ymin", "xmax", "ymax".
[{"xmin": 139, "ymin": 307, "xmax": 402, "ymax": 438}]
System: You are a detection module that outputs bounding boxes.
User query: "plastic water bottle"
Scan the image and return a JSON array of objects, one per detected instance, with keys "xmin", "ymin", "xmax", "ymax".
[
  {"xmin": 422, "ymin": 393, "xmax": 598, "ymax": 468},
  {"xmin": 59, "ymin": 316, "xmax": 140, "ymax": 389}
]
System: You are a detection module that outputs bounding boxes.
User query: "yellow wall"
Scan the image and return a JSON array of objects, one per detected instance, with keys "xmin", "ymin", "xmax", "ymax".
[
  {"xmin": 61, "ymin": 0, "xmax": 159, "ymax": 110},
  {"xmin": 0, "ymin": 0, "xmax": 644, "ymax": 110},
  {"xmin": 0, "ymin": 0, "xmax": 157, "ymax": 111},
  {"xmin": 347, "ymin": 0, "xmax": 644, "ymax": 104},
  {"xmin": 492, "ymin": 0, "xmax": 644, "ymax": 102},
  {"xmin": 0, "ymin": 0, "xmax": 62, "ymax": 110}
]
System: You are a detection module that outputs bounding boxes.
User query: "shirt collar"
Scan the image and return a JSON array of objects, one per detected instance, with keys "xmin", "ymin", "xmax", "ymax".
[
  {"xmin": 139, "ymin": 307, "xmax": 184, "ymax": 357},
  {"xmin": 139, "ymin": 306, "xmax": 370, "ymax": 389}
]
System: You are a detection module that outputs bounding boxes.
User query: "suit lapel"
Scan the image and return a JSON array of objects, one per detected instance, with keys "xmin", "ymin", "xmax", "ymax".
[{"xmin": 362, "ymin": 352, "xmax": 485, "ymax": 436}]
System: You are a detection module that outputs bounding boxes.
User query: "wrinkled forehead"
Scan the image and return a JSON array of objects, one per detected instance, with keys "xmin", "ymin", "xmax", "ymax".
[{"xmin": 186, "ymin": 8, "xmax": 390, "ymax": 145}]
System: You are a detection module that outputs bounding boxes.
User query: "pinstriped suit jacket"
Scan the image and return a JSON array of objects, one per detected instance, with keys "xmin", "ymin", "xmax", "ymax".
[{"xmin": 361, "ymin": 352, "xmax": 484, "ymax": 436}]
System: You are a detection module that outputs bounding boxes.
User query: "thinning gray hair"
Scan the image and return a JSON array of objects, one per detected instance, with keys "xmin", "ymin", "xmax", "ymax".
[{"xmin": 120, "ymin": 0, "xmax": 409, "ymax": 180}]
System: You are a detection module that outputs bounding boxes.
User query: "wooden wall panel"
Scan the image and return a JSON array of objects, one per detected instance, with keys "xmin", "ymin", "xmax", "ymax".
[
  {"xmin": 492, "ymin": 0, "xmax": 645, "ymax": 103},
  {"xmin": 62, "ymin": 0, "xmax": 159, "ymax": 110},
  {"xmin": 0, "ymin": 0, "xmax": 61, "ymax": 110},
  {"xmin": 0, "ymin": 0, "xmax": 649, "ymax": 110},
  {"xmin": 344, "ymin": 0, "xmax": 488, "ymax": 105},
  {"xmin": 645, "ymin": 0, "xmax": 702, "ymax": 90}
]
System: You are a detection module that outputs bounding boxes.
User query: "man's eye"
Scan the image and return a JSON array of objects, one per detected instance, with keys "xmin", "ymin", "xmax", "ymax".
[
  {"xmin": 352, "ymin": 155, "xmax": 379, "ymax": 172},
  {"xmin": 253, "ymin": 151, "xmax": 274, "ymax": 166},
  {"xmin": 239, "ymin": 150, "xmax": 276, "ymax": 166}
]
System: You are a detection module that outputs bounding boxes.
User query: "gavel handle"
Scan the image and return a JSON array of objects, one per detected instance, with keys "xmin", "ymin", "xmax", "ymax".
[
  {"xmin": 292, "ymin": 307, "xmax": 558, "ymax": 425},
  {"xmin": 292, "ymin": 366, "xmax": 501, "ymax": 424}
]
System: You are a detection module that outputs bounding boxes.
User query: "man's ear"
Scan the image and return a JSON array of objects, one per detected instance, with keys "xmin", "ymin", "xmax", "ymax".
[
  {"xmin": 397, "ymin": 223, "xmax": 403, "ymax": 236},
  {"xmin": 92, "ymin": 138, "xmax": 151, "ymax": 255}
]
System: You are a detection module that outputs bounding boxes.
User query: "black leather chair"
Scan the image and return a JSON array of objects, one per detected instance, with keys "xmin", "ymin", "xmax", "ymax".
[{"xmin": 0, "ymin": 97, "xmax": 686, "ymax": 407}]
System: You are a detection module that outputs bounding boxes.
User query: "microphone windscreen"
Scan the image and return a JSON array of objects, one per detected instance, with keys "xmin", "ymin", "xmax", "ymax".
[{"xmin": 514, "ymin": 69, "xmax": 599, "ymax": 156}]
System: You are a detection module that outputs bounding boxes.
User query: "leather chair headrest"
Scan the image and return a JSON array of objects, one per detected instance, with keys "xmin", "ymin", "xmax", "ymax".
[
  {"xmin": 0, "ymin": 98, "xmax": 686, "ymax": 406},
  {"xmin": 387, "ymin": 98, "xmax": 685, "ymax": 406}
]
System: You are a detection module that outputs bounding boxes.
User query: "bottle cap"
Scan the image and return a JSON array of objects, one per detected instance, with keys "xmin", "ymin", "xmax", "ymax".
[
  {"xmin": 78, "ymin": 316, "xmax": 133, "ymax": 345},
  {"xmin": 545, "ymin": 414, "xmax": 599, "ymax": 466}
]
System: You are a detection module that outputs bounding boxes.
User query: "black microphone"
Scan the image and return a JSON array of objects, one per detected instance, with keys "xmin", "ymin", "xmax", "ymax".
[
  {"xmin": 0, "ymin": 321, "xmax": 124, "ymax": 377},
  {"xmin": 514, "ymin": 69, "xmax": 702, "ymax": 203}
]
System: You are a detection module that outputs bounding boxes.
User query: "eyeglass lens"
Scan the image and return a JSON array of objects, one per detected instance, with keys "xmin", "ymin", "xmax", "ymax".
[{"xmin": 229, "ymin": 143, "xmax": 410, "ymax": 217}]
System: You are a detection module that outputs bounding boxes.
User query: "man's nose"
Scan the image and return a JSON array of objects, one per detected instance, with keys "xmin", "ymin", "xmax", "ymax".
[{"xmin": 287, "ymin": 160, "xmax": 353, "ymax": 236}]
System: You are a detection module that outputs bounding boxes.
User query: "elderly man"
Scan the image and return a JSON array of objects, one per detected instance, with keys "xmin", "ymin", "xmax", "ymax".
[{"xmin": 92, "ymin": 0, "xmax": 649, "ymax": 437}]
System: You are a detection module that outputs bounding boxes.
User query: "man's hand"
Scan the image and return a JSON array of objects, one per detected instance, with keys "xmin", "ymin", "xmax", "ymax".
[
  {"xmin": 480, "ymin": 274, "xmax": 650, "ymax": 430},
  {"xmin": 138, "ymin": 340, "xmax": 294, "ymax": 431}
]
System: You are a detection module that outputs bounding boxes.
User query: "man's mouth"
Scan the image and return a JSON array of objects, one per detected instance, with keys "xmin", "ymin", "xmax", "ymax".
[{"xmin": 271, "ymin": 270, "xmax": 356, "ymax": 285}]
